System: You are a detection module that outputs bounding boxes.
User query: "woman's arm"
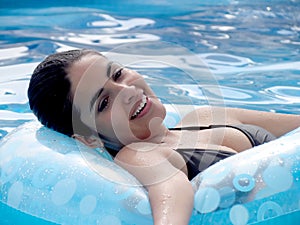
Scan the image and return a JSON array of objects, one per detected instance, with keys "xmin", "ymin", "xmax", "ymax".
[
  {"xmin": 225, "ymin": 107, "xmax": 300, "ymax": 137},
  {"xmin": 147, "ymin": 171, "xmax": 194, "ymax": 225},
  {"xmin": 182, "ymin": 106, "xmax": 300, "ymax": 137},
  {"xmin": 115, "ymin": 143, "xmax": 194, "ymax": 225}
]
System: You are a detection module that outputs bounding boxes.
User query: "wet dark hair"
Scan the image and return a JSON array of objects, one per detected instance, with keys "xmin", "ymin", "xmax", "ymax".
[{"xmin": 28, "ymin": 49, "xmax": 102, "ymax": 137}]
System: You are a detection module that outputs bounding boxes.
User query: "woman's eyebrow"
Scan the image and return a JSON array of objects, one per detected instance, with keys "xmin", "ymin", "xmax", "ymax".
[
  {"xmin": 106, "ymin": 61, "xmax": 114, "ymax": 77},
  {"xmin": 89, "ymin": 61, "xmax": 113, "ymax": 112}
]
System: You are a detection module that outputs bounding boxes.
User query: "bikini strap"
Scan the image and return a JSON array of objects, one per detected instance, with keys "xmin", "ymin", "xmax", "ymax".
[{"xmin": 168, "ymin": 124, "xmax": 229, "ymax": 131}]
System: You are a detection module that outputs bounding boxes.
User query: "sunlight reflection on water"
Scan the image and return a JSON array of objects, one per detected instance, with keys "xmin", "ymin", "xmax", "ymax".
[{"xmin": 0, "ymin": 1, "xmax": 299, "ymax": 138}]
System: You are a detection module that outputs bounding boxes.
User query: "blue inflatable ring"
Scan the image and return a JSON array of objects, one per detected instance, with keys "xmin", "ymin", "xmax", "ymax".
[{"xmin": 1, "ymin": 115, "xmax": 300, "ymax": 224}]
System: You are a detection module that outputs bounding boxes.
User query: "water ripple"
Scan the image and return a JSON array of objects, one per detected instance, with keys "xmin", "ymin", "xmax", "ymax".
[
  {"xmin": 58, "ymin": 33, "xmax": 159, "ymax": 45},
  {"xmin": 172, "ymin": 84, "xmax": 283, "ymax": 106},
  {"xmin": 264, "ymin": 86, "xmax": 300, "ymax": 103},
  {"xmin": 0, "ymin": 1, "xmax": 299, "ymax": 140},
  {"xmin": 88, "ymin": 14, "xmax": 155, "ymax": 31}
]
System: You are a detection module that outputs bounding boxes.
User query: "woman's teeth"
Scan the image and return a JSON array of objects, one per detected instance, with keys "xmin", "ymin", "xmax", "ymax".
[{"xmin": 131, "ymin": 95, "xmax": 147, "ymax": 119}]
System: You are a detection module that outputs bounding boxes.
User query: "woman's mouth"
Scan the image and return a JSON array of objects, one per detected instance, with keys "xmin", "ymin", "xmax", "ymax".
[{"xmin": 130, "ymin": 95, "xmax": 151, "ymax": 120}]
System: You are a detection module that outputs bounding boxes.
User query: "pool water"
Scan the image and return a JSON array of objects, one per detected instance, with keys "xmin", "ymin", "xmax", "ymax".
[{"xmin": 0, "ymin": 0, "xmax": 299, "ymax": 140}]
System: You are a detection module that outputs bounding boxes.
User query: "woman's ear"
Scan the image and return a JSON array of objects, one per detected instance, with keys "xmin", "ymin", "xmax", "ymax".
[{"xmin": 72, "ymin": 134, "xmax": 103, "ymax": 148}]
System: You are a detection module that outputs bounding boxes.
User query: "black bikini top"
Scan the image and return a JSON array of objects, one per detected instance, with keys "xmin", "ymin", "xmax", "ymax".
[{"xmin": 169, "ymin": 124, "xmax": 276, "ymax": 180}]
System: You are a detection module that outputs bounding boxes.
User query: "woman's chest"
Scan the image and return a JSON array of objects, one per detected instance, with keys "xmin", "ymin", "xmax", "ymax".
[{"xmin": 169, "ymin": 127, "xmax": 253, "ymax": 153}]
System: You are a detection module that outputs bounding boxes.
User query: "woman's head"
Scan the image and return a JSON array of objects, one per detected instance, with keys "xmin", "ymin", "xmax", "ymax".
[
  {"xmin": 28, "ymin": 49, "xmax": 166, "ymax": 151},
  {"xmin": 28, "ymin": 49, "xmax": 102, "ymax": 138}
]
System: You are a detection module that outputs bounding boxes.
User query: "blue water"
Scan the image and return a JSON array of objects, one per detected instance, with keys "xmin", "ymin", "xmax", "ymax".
[{"xmin": 0, "ymin": 0, "xmax": 299, "ymax": 139}]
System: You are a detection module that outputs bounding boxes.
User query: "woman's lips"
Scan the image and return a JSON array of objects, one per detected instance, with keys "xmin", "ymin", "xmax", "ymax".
[
  {"xmin": 136, "ymin": 97, "xmax": 152, "ymax": 119},
  {"xmin": 130, "ymin": 96, "xmax": 152, "ymax": 120}
]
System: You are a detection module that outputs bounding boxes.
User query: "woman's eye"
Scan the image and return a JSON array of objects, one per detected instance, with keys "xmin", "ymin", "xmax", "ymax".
[
  {"xmin": 112, "ymin": 68, "xmax": 123, "ymax": 81},
  {"xmin": 97, "ymin": 97, "xmax": 109, "ymax": 112}
]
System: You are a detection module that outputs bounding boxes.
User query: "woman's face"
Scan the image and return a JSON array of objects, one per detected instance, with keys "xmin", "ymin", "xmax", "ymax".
[{"xmin": 68, "ymin": 53, "xmax": 166, "ymax": 146}]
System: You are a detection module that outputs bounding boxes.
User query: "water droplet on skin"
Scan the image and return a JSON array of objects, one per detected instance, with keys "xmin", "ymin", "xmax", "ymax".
[{"xmin": 164, "ymin": 194, "xmax": 171, "ymax": 198}]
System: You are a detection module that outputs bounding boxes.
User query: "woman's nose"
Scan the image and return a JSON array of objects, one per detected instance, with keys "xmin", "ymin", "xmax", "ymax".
[{"xmin": 117, "ymin": 84, "xmax": 139, "ymax": 104}]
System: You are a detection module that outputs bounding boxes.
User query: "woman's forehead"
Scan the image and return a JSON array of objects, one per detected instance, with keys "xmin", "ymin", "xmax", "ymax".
[
  {"xmin": 68, "ymin": 54, "xmax": 122, "ymax": 86},
  {"xmin": 68, "ymin": 55, "xmax": 107, "ymax": 91},
  {"xmin": 72, "ymin": 54, "xmax": 107, "ymax": 77}
]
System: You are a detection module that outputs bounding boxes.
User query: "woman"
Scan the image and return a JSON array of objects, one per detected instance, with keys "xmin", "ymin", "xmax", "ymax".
[{"xmin": 28, "ymin": 49, "xmax": 300, "ymax": 225}]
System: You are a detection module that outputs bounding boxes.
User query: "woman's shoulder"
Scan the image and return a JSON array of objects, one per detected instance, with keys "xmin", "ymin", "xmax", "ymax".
[
  {"xmin": 115, "ymin": 142, "xmax": 186, "ymax": 170},
  {"xmin": 115, "ymin": 142, "xmax": 170, "ymax": 165}
]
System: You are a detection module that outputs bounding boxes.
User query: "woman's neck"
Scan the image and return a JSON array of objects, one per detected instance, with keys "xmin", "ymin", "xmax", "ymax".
[{"xmin": 146, "ymin": 122, "xmax": 170, "ymax": 144}]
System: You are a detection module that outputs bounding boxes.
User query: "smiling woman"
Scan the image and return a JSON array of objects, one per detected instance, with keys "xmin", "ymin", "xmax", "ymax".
[
  {"xmin": 67, "ymin": 51, "xmax": 167, "ymax": 148},
  {"xmin": 27, "ymin": 49, "xmax": 300, "ymax": 225}
]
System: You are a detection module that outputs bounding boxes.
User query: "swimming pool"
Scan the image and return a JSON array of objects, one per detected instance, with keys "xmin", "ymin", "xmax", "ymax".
[
  {"xmin": 0, "ymin": 0, "xmax": 299, "ymax": 139},
  {"xmin": 0, "ymin": 0, "xmax": 300, "ymax": 224}
]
